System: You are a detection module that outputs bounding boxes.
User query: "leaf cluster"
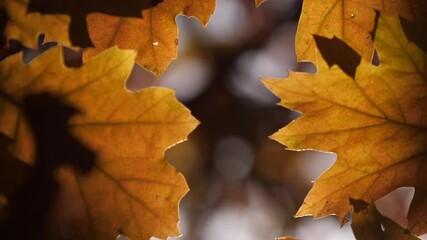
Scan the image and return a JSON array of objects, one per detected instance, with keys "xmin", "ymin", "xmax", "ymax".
[
  {"xmin": 1, "ymin": 0, "xmax": 215, "ymax": 76},
  {"xmin": 0, "ymin": 1, "xmax": 206, "ymax": 239},
  {"xmin": 1, "ymin": 0, "xmax": 426, "ymax": 239}
]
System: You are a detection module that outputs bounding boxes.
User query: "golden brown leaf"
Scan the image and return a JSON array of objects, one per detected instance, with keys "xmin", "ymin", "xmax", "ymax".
[
  {"xmin": 264, "ymin": 13, "xmax": 427, "ymax": 226},
  {"xmin": 351, "ymin": 200, "xmax": 420, "ymax": 240},
  {"xmin": 2, "ymin": 0, "xmax": 215, "ymax": 77},
  {"xmin": 3, "ymin": 0, "xmax": 71, "ymax": 48},
  {"xmin": 0, "ymin": 46, "xmax": 199, "ymax": 239},
  {"xmin": 1, "ymin": 0, "xmax": 162, "ymax": 48},
  {"xmin": 26, "ymin": 0, "xmax": 162, "ymax": 47},
  {"xmin": 83, "ymin": 0, "xmax": 215, "ymax": 76},
  {"xmin": 296, "ymin": 0, "xmax": 427, "ymax": 63}
]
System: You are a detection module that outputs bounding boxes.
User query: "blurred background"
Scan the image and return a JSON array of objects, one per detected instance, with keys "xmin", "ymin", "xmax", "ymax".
[{"xmin": 123, "ymin": 0, "xmax": 419, "ymax": 239}]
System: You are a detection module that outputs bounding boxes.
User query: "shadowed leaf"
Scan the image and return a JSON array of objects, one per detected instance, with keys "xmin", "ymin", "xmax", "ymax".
[
  {"xmin": 27, "ymin": 0, "xmax": 163, "ymax": 47},
  {"xmin": 351, "ymin": 200, "xmax": 420, "ymax": 240},
  {"xmin": 0, "ymin": 5, "xmax": 7, "ymax": 48},
  {"xmin": 2, "ymin": 0, "xmax": 215, "ymax": 77},
  {"xmin": 408, "ymin": 190, "xmax": 427, "ymax": 235},
  {"xmin": 0, "ymin": 133, "xmax": 30, "ymax": 199},
  {"xmin": 314, "ymin": 35, "xmax": 361, "ymax": 78},
  {"xmin": 0, "ymin": 46, "xmax": 199, "ymax": 239},
  {"xmin": 400, "ymin": 15, "xmax": 427, "ymax": 52},
  {"xmin": 296, "ymin": 0, "xmax": 427, "ymax": 64},
  {"xmin": 3, "ymin": 0, "xmax": 71, "ymax": 48},
  {"xmin": 0, "ymin": 93, "xmax": 96, "ymax": 240}
]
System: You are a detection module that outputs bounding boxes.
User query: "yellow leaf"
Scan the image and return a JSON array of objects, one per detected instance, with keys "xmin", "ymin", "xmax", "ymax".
[
  {"xmin": 83, "ymin": 0, "xmax": 215, "ymax": 77},
  {"xmin": 296, "ymin": 0, "xmax": 427, "ymax": 64},
  {"xmin": 351, "ymin": 200, "xmax": 420, "ymax": 240},
  {"xmin": 2, "ymin": 0, "xmax": 215, "ymax": 77},
  {"xmin": 25, "ymin": 0, "xmax": 163, "ymax": 47},
  {"xmin": 263, "ymin": 13, "xmax": 427, "ymax": 226},
  {"xmin": 0, "ymin": 46, "xmax": 199, "ymax": 239},
  {"xmin": 3, "ymin": 0, "xmax": 71, "ymax": 48},
  {"xmin": 1, "ymin": 0, "xmax": 163, "ymax": 48}
]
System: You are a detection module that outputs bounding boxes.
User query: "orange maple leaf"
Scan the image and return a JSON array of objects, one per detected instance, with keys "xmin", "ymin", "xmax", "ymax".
[
  {"xmin": 296, "ymin": 0, "xmax": 427, "ymax": 64},
  {"xmin": 264, "ymin": 14, "xmax": 427, "ymax": 233},
  {"xmin": 0, "ymin": 46, "xmax": 199, "ymax": 239},
  {"xmin": 2, "ymin": 0, "xmax": 216, "ymax": 76},
  {"xmin": 84, "ymin": 0, "xmax": 215, "ymax": 76}
]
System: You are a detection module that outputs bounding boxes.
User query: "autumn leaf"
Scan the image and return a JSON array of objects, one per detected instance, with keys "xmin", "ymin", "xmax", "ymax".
[
  {"xmin": 2, "ymin": 0, "xmax": 215, "ymax": 77},
  {"xmin": 263, "ymin": 13, "xmax": 427, "ymax": 231},
  {"xmin": 0, "ymin": 46, "xmax": 199, "ymax": 239},
  {"xmin": 313, "ymin": 35, "xmax": 361, "ymax": 78},
  {"xmin": 351, "ymin": 199, "xmax": 420, "ymax": 240},
  {"xmin": 296, "ymin": 0, "xmax": 427, "ymax": 64},
  {"xmin": 83, "ymin": 0, "xmax": 216, "ymax": 76},
  {"xmin": 3, "ymin": 0, "xmax": 71, "ymax": 48},
  {"xmin": 26, "ymin": 0, "xmax": 163, "ymax": 47},
  {"xmin": 2, "ymin": 0, "xmax": 162, "ymax": 47}
]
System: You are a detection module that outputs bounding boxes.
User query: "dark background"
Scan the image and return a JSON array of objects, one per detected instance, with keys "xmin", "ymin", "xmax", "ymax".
[{"xmin": 0, "ymin": 0, "xmax": 416, "ymax": 239}]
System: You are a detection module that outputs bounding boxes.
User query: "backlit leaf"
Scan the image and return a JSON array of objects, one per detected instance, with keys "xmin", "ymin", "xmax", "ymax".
[
  {"xmin": 351, "ymin": 200, "xmax": 420, "ymax": 240},
  {"xmin": 2, "ymin": 0, "xmax": 161, "ymax": 48},
  {"xmin": 0, "ymin": 46, "xmax": 199, "ymax": 239},
  {"xmin": 296, "ymin": 0, "xmax": 427, "ymax": 64},
  {"xmin": 83, "ymin": 0, "xmax": 216, "ymax": 76},
  {"xmin": 2, "ymin": 0, "xmax": 216, "ymax": 77},
  {"xmin": 3, "ymin": 0, "xmax": 71, "ymax": 48},
  {"xmin": 264, "ymin": 13, "xmax": 427, "ymax": 229},
  {"xmin": 26, "ymin": 0, "xmax": 163, "ymax": 47}
]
